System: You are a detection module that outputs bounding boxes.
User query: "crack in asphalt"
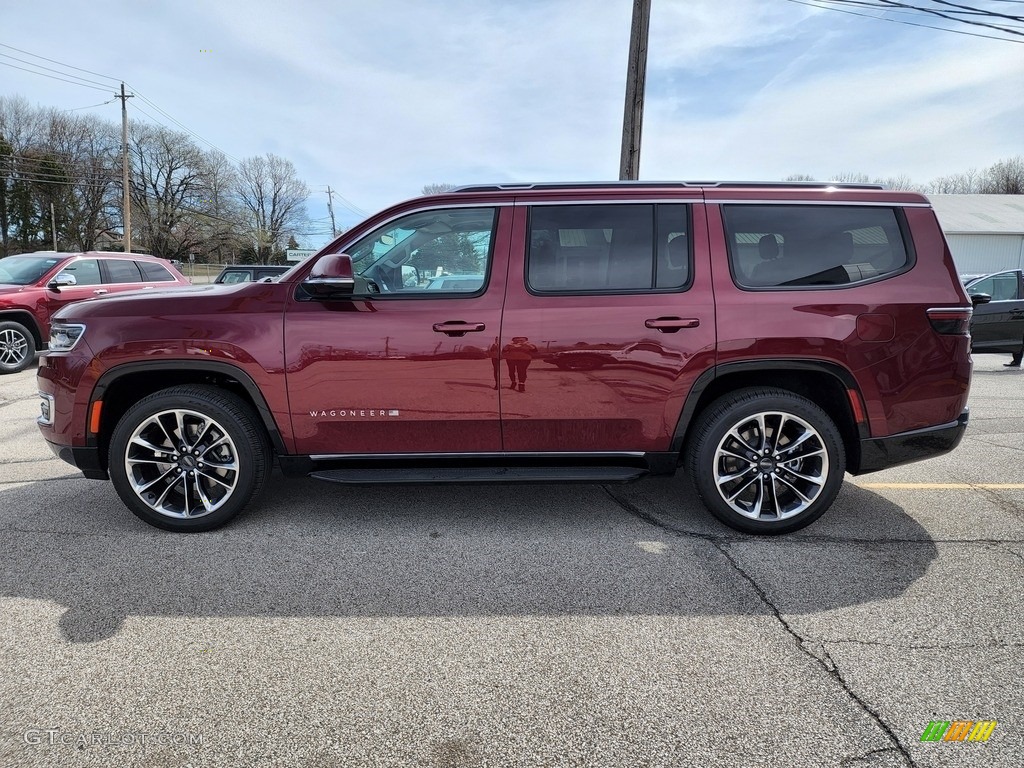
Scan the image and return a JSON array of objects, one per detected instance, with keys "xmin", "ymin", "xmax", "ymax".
[
  {"xmin": 998, "ymin": 544, "xmax": 1024, "ymax": 568},
  {"xmin": 974, "ymin": 485, "xmax": 1024, "ymax": 523},
  {"xmin": 601, "ymin": 486, "xmax": 917, "ymax": 767},
  {"xmin": 817, "ymin": 638, "xmax": 1024, "ymax": 650}
]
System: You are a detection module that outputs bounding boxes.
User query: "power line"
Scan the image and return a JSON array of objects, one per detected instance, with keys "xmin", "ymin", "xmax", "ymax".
[
  {"xmin": 127, "ymin": 87, "xmax": 242, "ymax": 164},
  {"xmin": 63, "ymin": 98, "xmax": 118, "ymax": 112},
  {"xmin": 0, "ymin": 59, "xmax": 111, "ymax": 91},
  {"xmin": 0, "ymin": 43, "xmax": 120, "ymax": 82},
  {"xmin": 788, "ymin": 0, "xmax": 1024, "ymax": 41},
  {"xmin": 0, "ymin": 51, "xmax": 113, "ymax": 88}
]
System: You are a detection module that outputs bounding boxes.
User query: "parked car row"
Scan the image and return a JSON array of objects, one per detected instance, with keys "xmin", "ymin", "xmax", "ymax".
[
  {"xmin": 0, "ymin": 251, "xmax": 190, "ymax": 374},
  {"xmin": 0, "ymin": 255, "xmax": 307, "ymax": 374}
]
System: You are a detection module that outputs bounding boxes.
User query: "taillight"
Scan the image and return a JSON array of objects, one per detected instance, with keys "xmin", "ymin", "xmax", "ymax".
[{"xmin": 926, "ymin": 307, "xmax": 972, "ymax": 335}]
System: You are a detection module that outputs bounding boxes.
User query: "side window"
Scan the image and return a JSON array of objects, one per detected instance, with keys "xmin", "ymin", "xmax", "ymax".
[
  {"xmin": 222, "ymin": 272, "xmax": 252, "ymax": 284},
  {"xmin": 136, "ymin": 261, "xmax": 176, "ymax": 282},
  {"xmin": 724, "ymin": 205, "xmax": 911, "ymax": 288},
  {"xmin": 104, "ymin": 259, "xmax": 144, "ymax": 284},
  {"xmin": 61, "ymin": 259, "xmax": 101, "ymax": 286},
  {"xmin": 344, "ymin": 207, "xmax": 498, "ymax": 295},
  {"xmin": 967, "ymin": 274, "xmax": 1019, "ymax": 301},
  {"xmin": 527, "ymin": 204, "xmax": 690, "ymax": 293}
]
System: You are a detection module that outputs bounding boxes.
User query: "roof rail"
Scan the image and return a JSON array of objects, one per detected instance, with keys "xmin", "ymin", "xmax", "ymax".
[{"xmin": 449, "ymin": 180, "xmax": 887, "ymax": 193}]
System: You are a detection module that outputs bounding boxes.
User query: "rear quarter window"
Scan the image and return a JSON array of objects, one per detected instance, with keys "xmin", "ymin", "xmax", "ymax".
[
  {"xmin": 724, "ymin": 205, "xmax": 911, "ymax": 289},
  {"xmin": 137, "ymin": 261, "xmax": 177, "ymax": 282},
  {"xmin": 103, "ymin": 259, "xmax": 144, "ymax": 284}
]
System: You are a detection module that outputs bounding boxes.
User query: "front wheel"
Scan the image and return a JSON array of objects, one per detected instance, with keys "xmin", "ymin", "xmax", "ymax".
[
  {"xmin": 0, "ymin": 321, "xmax": 37, "ymax": 374},
  {"xmin": 108, "ymin": 385, "xmax": 271, "ymax": 532},
  {"xmin": 687, "ymin": 387, "xmax": 846, "ymax": 535}
]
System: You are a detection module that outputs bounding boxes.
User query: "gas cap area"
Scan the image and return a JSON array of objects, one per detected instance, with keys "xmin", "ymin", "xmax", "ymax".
[{"xmin": 856, "ymin": 313, "xmax": 895, "ymax": 342}]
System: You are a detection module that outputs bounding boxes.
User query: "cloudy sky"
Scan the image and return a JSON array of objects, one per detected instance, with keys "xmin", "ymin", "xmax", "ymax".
[{"xmin": 1, "ymin": 0, "xmax": 1021, "ymax": 246}]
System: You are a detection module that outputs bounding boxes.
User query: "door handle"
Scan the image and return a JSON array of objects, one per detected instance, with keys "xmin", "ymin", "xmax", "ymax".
[
  {"xmin": 432, "ymin": 321, "xmax": 486, "ymax": 337},
  {"xmin": 645, "ymin": 317, "xmax": 699, "ymax": 333},
  {"xmin": 93, "ymin": 289, "xmax": 108, "ymax": 295}
]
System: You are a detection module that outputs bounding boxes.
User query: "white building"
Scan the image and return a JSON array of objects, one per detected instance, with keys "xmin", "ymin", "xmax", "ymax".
[{"xmin": 929, "ymin": 195, "xmax": 1024, "ymax": 276}]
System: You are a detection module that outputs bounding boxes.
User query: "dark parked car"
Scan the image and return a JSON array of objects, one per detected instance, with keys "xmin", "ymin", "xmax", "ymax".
[
  {"xmin": 38, "ymin": 182, "xmax": 971, "ymax": 535},
  {"xmin": 213, "ymin": 265, "xmax": 292, "ymax": 284},
  {"xmin": 0, "ymin": 251, "xmax": 189, "ymax": 374},
  {"xmin": 964, "ymin": 270, "xmax": 1024, "ymax": 354}
]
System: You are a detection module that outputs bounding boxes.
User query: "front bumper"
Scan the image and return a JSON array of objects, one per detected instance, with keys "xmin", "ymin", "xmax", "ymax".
[
  {"xmin": 44, "ymin": 439, "xmax": 108, "ymax": 480},
  {"xmin": 855, "ymin": 409, "xmax": 969, "ymax": 474}
]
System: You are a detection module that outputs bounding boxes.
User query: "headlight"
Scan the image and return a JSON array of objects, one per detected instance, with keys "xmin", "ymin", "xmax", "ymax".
[{"xmin": 48, "ymin": 323, "xmax": 86, "ymax": 352}]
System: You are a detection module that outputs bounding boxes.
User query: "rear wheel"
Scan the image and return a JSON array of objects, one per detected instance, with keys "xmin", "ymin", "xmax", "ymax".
[
  {"xmin": 687, "ymin": 387, "xmax": 846, "ymax": 534},
  {"xmin": 0, "ymin": 321, "xmax": 36, "ymax": 374},
  {"xmin": 108, "ymin": 385, "xmax": 271, "ymax": 532}
]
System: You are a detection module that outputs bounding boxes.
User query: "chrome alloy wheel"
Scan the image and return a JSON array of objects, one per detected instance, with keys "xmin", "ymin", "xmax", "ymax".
[
  {"xmin": 713, "ymin": 411, "xmax": 828, "ymax": 521},
  {"xmin": 123, "ymin": 408, "xmax": 240, "ymax": 519},
  {"xmin": 0, "ymin": 327, "xmax": 28, "ymax": 367}
]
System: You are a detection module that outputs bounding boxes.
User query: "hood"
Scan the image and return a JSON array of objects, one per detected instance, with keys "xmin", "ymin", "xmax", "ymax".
[{"xmin": 51, "ymin": 280, "xmax": 280, "ymax": 322}]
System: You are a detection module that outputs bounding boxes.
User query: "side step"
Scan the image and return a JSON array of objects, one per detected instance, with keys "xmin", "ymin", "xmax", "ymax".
[{"xmin": 310, "ymin": 466, "xmax": 647, "ymax": 485}]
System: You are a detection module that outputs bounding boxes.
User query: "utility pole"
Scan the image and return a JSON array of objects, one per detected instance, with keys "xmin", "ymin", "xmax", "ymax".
[
  {"xmin": 50, "ymin": 202, "xmax": 57, "ymax": 251},
  {"xmin": 325, "ymin": 186, "xmax": 338, "ymax": 238},
  {"xmin": 116, "ymin": 83, "xmax": 134, "ymax": 252},
  {"xmin": 619, "ymin": 0, "xmax": 651, "ymax": 181}
]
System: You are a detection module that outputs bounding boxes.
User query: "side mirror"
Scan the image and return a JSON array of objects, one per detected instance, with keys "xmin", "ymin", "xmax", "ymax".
[
  {"xmin": 401, "ymin": 264, "xmax": 420, "ymax": 288},
  {"xmin": 47, "ymin": 272, "xmax": 77, "ymax": 290},
  {"xmin": 970, "ymin": 292, "xmax": 992, "ymax": 306},
  {"xmin": 302, "ymin": 254, "xmax": 356, "ymax": 298}
]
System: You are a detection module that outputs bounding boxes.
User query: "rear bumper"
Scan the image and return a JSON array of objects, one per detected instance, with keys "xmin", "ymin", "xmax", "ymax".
[
  {"xmin": 45, "ymin": 439, "xmax": 108, "ymax": 480},
  {"xmin": 855, "ymin": 409, "xmax": 969, "ymax": 474}
]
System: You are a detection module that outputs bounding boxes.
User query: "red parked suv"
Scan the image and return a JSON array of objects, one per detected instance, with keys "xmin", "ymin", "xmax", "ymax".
[
  {"xmin": 0, "ymin": 250, "xmax": 189, "ymax": 374},
  {"xmin": 36, "ymin": 183, "xmax": 972, "ymax": 534}
]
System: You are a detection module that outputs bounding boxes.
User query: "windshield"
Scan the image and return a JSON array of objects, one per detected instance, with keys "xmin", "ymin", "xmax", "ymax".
[{"xmin": 0, "ymin": 256, "xmax": 64, "ymax": 285}]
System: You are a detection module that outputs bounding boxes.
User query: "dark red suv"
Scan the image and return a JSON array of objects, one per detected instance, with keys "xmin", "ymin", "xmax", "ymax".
[
  {"xmin": 36, "ymin": 183, "xmax": 972, "ymax": 534},
  {"xmin": 0, "ymin": 250, "xmax": 189, "ymax": 374}
]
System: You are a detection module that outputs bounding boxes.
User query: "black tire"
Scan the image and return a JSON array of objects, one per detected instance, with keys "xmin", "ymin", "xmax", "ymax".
[
  {"xmin": 108, "ymin": 385, "xmax": 271, "ymax": 532},
  {"xmin": 0, "ymin": 320, "xmax": 37, "ymax": 374},
  {"xmin": 686, "ymin": 387, "xmax": 846, "ymax": 535}
]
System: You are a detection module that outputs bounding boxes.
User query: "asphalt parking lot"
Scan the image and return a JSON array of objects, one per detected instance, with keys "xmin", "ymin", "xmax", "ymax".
[{"xmin": 0, "ymin": 357, "xmax": 1021, "ymax": 768}]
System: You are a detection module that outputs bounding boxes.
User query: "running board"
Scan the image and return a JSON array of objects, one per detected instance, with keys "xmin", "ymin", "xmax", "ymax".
[{"xmin": 310, "ymin": 466, "xmax": 647, "ymax": 485}]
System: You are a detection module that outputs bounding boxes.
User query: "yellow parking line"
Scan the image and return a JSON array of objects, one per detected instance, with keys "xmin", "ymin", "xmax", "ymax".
[{"xmin": 855, "ymin": 483, "xmax": 1024, "ymax": 490}]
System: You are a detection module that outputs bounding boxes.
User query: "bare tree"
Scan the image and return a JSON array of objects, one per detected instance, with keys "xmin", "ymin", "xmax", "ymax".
[
  {"xmin": 42, "ymin": 111, "xmax": 120, "ymax": 251},
  {"xmin": 874, "ymin": 175, "xmax": 917, "ymax": 191},
  {"xmin": 129, "ymin": 124, "xmax": 213, "ymax": 260},
  {"xmin": 194, "ymin": 151, "xmax": 246, "ymax": 264},
  {"xmin": 981, "ymin": 156, "xmax": 1024, "ymax": 194},
  {"xmin": 422, "ymin": 182, "xmax": 456, "ymax": 195},
  {"xmin": 236, "ymin": 153, "xmax": 310, "ymax": 263},
  {"xmin": 783, "ymin": 174, "xmax": 817, "ymax": 182},
  {"xmin": 927, "ymin": 168, "xmax": 984, "ymax": 194}
]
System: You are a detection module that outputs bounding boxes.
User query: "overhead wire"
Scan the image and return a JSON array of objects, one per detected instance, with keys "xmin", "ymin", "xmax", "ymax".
[
  {"xmin": 0, "ymin": 59, "xmax": 112, "ymax": 91},
  {"xmin": 786, "ymin": 0, "xmax": 1024, "ymax": 41}
]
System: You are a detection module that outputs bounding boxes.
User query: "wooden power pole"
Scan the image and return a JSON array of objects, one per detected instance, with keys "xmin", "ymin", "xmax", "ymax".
[
  {"xmin": 117, "ymin": 83, "xmax": 134, "ymax": 252},
  {"xmin": 619, "ymin": 0, "xmax": 651, "ymax": 181},
  {"xmin": 326, "ymin": 186, "xmax": 338, "ymax": 238}
]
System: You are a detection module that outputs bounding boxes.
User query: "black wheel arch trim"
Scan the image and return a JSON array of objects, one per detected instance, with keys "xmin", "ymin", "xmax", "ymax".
[
  {"xmin": 0, "ymin": 310, "xmax": 44, "ymax": 347},
  {"xmin": 671, "ymin": 358, "xmax": 868, "ymax": 454},
  {"xmin": 90, "ymin": 360, "xmax": 288, "ymax": 456}
]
